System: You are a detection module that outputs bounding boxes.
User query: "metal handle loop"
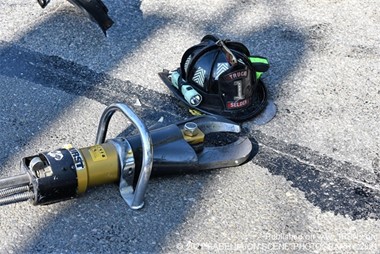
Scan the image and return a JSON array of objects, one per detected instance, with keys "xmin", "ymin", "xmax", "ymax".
[{"xmin": 95, "ymin": 103, "xmax": 153, "ymax": 209}]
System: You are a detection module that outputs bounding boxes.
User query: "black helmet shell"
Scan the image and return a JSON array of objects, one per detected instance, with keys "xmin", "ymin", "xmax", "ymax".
[{"xmin": 177, "ymin": 35, "xmax": 268, "ymax": 121}]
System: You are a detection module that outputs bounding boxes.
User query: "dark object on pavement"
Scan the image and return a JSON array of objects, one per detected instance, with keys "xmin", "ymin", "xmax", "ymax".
[{"xmin": 37, "ymin": 0, "xmax": 114, "ymax": 35}]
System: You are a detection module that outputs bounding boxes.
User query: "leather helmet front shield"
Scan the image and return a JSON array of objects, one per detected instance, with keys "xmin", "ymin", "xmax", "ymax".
[{"xmin": 218, "ymin": 63, "xmax": 253, "ymax": 110}]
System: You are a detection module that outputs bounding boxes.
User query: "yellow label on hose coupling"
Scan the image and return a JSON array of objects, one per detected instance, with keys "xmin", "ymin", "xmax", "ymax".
[{"xmin": 89, "ymin": 145, "xmax": 108, "ymax": 161}]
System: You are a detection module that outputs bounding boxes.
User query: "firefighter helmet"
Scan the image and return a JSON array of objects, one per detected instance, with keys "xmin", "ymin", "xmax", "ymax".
[{"xmin": 160, "ymin": 35, "xmax": 273, "ymax": 122}]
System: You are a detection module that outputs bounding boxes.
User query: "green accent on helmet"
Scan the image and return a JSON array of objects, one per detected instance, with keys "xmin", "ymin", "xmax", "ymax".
[
  {"xmin": 249, "ymin": 56, "xmax": 269, "ymax": 79},
  {"xmin": 249, "ymin": 56, "xmax": 269, "ymax": 64}
]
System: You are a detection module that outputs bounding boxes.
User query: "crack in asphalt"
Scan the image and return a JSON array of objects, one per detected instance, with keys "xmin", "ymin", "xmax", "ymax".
[{"xmin": 0, "ymin": 42, "xmax": 379, "ymax": 220}]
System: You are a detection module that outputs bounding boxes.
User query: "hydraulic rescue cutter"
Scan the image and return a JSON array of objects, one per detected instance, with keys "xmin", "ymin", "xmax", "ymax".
[{"xmin": 0, "ymin": 103, "xmax": 257, "ymax": 210}]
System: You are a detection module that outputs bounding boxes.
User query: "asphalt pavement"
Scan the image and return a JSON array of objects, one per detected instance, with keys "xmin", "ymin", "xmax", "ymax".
[{"xmin": 0, "ymin": 0, "xmax": 379, "ymax": 253}]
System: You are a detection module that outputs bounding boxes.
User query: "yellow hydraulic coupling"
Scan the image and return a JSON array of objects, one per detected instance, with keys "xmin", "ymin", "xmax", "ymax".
[{"xmin": 72, "ymin": 143, "xmax": 120, "ymax": 194}]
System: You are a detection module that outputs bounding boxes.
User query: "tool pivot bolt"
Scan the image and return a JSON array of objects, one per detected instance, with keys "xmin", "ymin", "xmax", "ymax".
[{"xmin": 184, "ymin": 122, "xmax": 199, "ymax": 137}]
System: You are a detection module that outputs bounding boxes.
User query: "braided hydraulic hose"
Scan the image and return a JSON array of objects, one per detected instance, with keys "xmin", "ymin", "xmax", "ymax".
[
  {"xmin": 0, "ymin": 192, "xmax": 34, "ymax": 206},
  {"xmin": 0, "ymin": 185, "xmax": 30, "ymax": 199}
]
